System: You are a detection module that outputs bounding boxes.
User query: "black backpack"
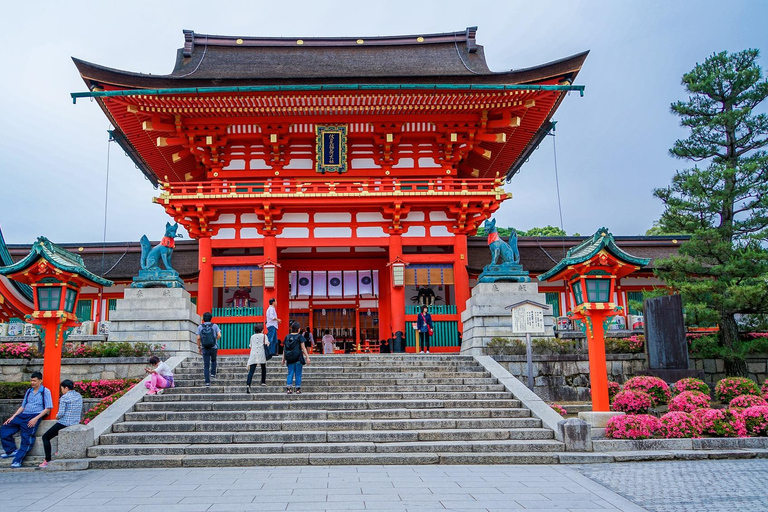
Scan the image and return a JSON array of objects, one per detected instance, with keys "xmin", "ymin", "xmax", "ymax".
[
  {"xmin": 283, "ymin": 334, "xmax": 303, "ymax": 363},
  {"xmin": 200, "ymin": 323, "xmax": 217, "ymax": 348}
]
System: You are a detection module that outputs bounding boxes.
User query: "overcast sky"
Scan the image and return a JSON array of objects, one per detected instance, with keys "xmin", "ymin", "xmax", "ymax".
[{"xmin": 1, "ymin": 0, "xmax": 766, "ymax": 244}]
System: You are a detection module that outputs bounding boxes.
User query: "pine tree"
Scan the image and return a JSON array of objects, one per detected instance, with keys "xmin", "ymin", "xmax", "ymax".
[{"xmin": 653, "ymin": 49, "xmax": 768, "ymax": 373}]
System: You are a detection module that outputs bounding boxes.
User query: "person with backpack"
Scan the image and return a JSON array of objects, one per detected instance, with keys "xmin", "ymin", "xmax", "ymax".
[
  {"xmin": 196, "ymin": 312, "xmax": 221, "ymax": 387},
  {"xmin": 1, "ymin": 371, "xmax": 52, "ymax": 468},
  {"xmin": 282, "ymin": 321, "xmax": 310, "ymax": 394},
  {"xmin": 246, "ymin": 323, "xmax": 270, "ymax": 393}
]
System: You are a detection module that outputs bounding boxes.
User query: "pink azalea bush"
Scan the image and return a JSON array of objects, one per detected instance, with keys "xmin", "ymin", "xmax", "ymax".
[
  {"xmin": 729, "ymin": 394, "xmax": 768, "ymax": 409},
  {"xmin": 605, "ymin": 414, "xmax": 660, "ymax": 440},
  {"xmin": 668, "ymin": 391, "xmax": 711, "ymax": 413},
  {"xmin": 741, "ymin": 406, "xmax": 768, "ymax": 436},
  {"xmin": 694, "ymin": 408, "xmax": 747, "ymax": 437},
  {"xmin": 608, "ymin": 381, "xmax": 622, "ymax": 401},
  {"xmin": 73, "ymin": 379, "xmax": 139, "ymax": 399},
  {"xmin": 714, "ymin": 377, "xmax": 760, "ymax": 403},
  {"xmin": 0, "ymin": 343, "xmax": 39, "ymax": 360},
  {"xmin": 674, "ymin": 377, "xmax": 710, "ymax": 396},
  {"xmin": 761, "ymin": 381, "xmax": 768, "ymax": 400},
  {"xmin": 658, "ymin": 412, "xmax": 701, "ymax": 438},
  {"xmin": 623, "ymin": 376, "xmax": 671, "ymax": 405},
  {"xmin": 611, "ymin": 389, "xmax": 653, "ymax": 415},
  {"xmin": 549, "ymin": 403, "xmax": 568, "ymax": 416}
]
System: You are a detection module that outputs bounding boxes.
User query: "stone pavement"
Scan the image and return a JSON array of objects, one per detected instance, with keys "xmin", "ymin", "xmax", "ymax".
[
  {"xmin": 574, "ymin": 459, "xmax": 768, "ymax": 512},
  {"xmin": 0, "ymin": 465, "xmax": 643, "ymax": 512}
]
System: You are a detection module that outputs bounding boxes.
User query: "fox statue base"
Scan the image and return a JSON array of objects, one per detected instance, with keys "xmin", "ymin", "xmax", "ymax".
[
  {"xmin": 477, "ymin": 263, "xmax": 531, "ymax": 283},
  {"xmin": 131, "ymin": 268, "xmax": 185, "ymax": 289}
]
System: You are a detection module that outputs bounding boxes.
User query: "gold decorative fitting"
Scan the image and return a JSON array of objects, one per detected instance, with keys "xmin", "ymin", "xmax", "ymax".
[
  {"xmin": 274, "ymin": 171, "xmax": 280, "ymax": 176},
  {"xmin": 78, "ymin": 247, "xmax": 84, "ymax": 252},
  {"xmin": 213, "ymin": 172, "xmax": 219, "ymax": 177},
  {"xmin": 296, "ymin": 39, "xmax": 304, "ymax": 45},
  {"xmin": 672, "ymin": 239, "xmax": 678, "ymax": 244},
  {"xmin": 357, "ymin": 39, "xmax": 364, "ymax": 44},
  {"xmin": 417, "ymin": 37, "xmax": 424, "ymax": 42},
  {"xmin": 236, "ymin": 39, "xmax": 244, "ymax": 45},
  {"xmin": 385, "ymin": 170, "xmax": 390, "ymax": 175}
]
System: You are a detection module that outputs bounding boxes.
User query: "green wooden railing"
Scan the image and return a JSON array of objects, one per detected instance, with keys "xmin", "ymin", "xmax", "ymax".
[
  {"xmin": 219, "ymin": 322, "xmax": 257, "ymax": 350},
  {"xmin": 406, "ymin": 321, "xmax": 459, "ymax": 348},
  {"xmin": 405, "ymin": 305, "xmax": 457, "ymax": 315},
  {"xmin": 75, "ymin": 300, "xmax": 92, "ymax": 322},
  {"xmin": 212, "ymin": 307, "xmax": 263, "ymax": 317}
]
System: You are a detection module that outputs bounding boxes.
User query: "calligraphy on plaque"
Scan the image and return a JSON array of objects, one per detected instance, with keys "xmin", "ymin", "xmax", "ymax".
[{"xmin": 315, "ymin": 125, "xmax": 348, "ymax": 174}]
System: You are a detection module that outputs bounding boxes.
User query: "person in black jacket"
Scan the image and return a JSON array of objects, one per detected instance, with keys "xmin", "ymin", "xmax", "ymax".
[
  {"xmin": 282, "ymin": 321, "xmax": 310, "ymax": 394},
  {"xmin": 416, "ymin": 305, "xmax": 434, "ymax": 354}
]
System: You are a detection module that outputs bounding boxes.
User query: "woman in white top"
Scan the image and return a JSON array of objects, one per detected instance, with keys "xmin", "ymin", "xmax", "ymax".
[
  {"xmin": 322, "ymin": 330, "xmax": 336, "ymax": 354},
  {"xmin": 144, "ymin": 356, "xmax": 174, "ymax": 395},
  {"xmin": 246, "ymin": 323, "xmax": 270, "ymax": 393}
]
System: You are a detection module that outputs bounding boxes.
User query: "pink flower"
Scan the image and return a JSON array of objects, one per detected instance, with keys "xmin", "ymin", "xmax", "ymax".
[
  {"xmin": 693, "ymin": 408, "xmax": 747, "ymax": 437},
  {"xmin": 668, "ymin": 391, "xmax": 711, "ymax": 413},
  {"xmin": 729, "ymin": 395, "xmax": 768, "ymax": 409},
  {"xmin": 612, "ymin": 390, "xmax": 653, "ymax": 415},
  {"xmin": 658, "ymin": 412, "xmax": 701, "ymax": 438},
  {"xmin": 715, "ymin": 377, "xmax": 760, "ymax": 403},
  {"xmin": 674, "ymin": 378, "xmax": 710, "ymax": 396},
  {"xmin": 549, "ymin": 403, "xmax": 568, "ymax": 416},
  {"xmin": 606, "ymin": 414, "xmax": 660, "ymax": 440},
  {"xmin": 623, "ymin": 376, "xmax": 671, "ymax": 405},
  {"xmin": 741, "ymin": 406, "xmax": 768, "ymax": 436}
]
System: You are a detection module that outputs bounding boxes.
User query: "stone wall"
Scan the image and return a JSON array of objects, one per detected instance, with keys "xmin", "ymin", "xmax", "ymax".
[
  {"xmin": 0, "ymin": 398, "xmax": 100, "ymax": 421},
  {"xmin": 492, "ymin": 354, "xmax": 768, "ymax": 401},
  {"xmin": 0, "ymin": 358, "xmax": 149, "ymax": 383}
]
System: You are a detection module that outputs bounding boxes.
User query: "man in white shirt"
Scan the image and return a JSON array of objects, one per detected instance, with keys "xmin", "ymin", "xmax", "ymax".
[{"xmin": 266, "ymin": 298, "xmax": 281, "ymax": 356}]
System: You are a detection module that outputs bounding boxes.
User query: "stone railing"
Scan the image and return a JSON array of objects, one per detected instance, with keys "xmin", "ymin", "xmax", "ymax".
[{"xmin": 0, "ymin": 357, "xmax": 150, "ymax": 383}]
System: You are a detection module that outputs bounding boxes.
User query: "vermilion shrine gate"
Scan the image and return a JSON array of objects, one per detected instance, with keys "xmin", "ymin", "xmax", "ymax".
[{"xmin": 72, "ymin": 28, "xmax": 586, "ymax": 351}]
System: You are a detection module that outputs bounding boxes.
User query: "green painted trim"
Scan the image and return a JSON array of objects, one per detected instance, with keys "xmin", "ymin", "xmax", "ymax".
[{"xmin": 71, "ymin": 83, "xmax": 585, "ymax": 103}]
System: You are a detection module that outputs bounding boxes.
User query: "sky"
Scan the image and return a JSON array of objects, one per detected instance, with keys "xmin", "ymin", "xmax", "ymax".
[{"xmin": 0, "ymin": 0, "xmax": 766, "ymax": 244}]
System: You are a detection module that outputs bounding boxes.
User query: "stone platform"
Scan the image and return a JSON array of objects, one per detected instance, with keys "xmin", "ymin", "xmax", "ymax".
[{"xmin": 108, "ymin": 288, "xmax": 199, "ymax": 354}]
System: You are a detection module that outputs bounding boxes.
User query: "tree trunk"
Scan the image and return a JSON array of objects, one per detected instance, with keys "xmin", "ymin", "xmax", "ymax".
[{"xmin": 720, "ymin": 312, "xmax": 747, "ymax": 376}]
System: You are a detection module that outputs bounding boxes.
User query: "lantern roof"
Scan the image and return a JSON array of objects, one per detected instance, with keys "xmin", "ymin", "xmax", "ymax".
[
  {"xmin": 0, "ymin": 236, "xmax": 114, "ymax": 287},
  {"xmin": 537, "ymin": 227, "xmax": 651, "ymax": 282}
]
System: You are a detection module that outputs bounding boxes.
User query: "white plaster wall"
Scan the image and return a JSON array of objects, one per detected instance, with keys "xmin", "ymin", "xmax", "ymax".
[
  {"xmin": 314, "ymin": 227, "xmax": 352, "ymax": 238},
  {"xmin": 315, "ymin": 212, "xmax": 352, "ymax": 223},
  {"xmin": 357, "ymin": 226, "xmax": 386, "ymax": 238},
  {"xmin": 278, "ymin": 227, "xmax": 311, "ymax": 238},
  {"xmin": 212, "ymin": 228, "xmax": 236, "ymax": 239}
]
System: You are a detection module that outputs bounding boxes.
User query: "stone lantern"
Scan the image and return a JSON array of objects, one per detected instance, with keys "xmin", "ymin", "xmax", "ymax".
[
  {"xmin": 538, "ymin": 228, "xmax": 650, "ymax": 413},
  {"xmin": 0, "ymin": 237, "xmax": 113, "ymax": 416}
]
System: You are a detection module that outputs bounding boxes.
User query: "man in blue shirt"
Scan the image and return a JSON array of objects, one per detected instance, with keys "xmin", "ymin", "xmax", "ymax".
[
  {"xmin": 39, "ymin": 379, "xmax": 83, "ymax": 468},
  {"xmin": 1, "ymin": 371, "xmax": 53, "ymax": 468}
]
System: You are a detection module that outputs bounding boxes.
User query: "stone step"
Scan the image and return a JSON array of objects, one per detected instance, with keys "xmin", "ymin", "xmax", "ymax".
[
  {"xmin": 98, "ymin": 428, "xmax": 555, "ymax": 445},
  {"xmin": 111, "ymin": 417, "xmax": 542, "ymax": 433},
  {"xmin": 88, "ymin": 439, "xmax": 563, "ymax": 458},
  {"xmin": 142, "ymin": 391, "xmax": 514, "ymax": 401},
  {"xmin": 168, "ymin": 383, "xmax": 505, "ymax": 393},
  {"xmin": 123, "ymin": 407, "xmax": 529, "ymax": 422},
  {"xmin": 173, "ymin": 372, "xmax": 493, "ymax": 380},
  {"xmin": 85, "ymin": 451, "xmax": 561, "ymax": 468},
  {"xmin": 133, "ymin": 398, "xmax": 523, "ymax": 411}
]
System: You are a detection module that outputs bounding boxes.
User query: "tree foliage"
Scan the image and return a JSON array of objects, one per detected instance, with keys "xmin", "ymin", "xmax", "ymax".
[
  {"xmin": 476, "ymin": 225, "xmax": 572, "ymax": 237},
  {"xmin": 653, "ymin": 49, "xmax": 768, "ymax": 370}
]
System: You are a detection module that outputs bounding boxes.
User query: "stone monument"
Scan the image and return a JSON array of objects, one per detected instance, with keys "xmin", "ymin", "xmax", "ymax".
[
  {"xmin": 461, "ymin": 219, "xmax": 554, "ymax": 354},
  {"xmin": 109, "ymin": 223, "xmax": 199, "ymax": 354},
  {"xmin": 643, "ymin": 294, "xmax": 703, "ymax": 382}
]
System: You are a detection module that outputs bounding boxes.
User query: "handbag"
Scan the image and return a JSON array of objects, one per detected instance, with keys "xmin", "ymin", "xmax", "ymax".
[
  {"xmin": 422, "ymin": 313, "xmax": 434, "ymax": 336},
  {"xmin": 299, "ymin": 353, "xmax": 306, "ymax": 365},
  {"xmin": 263, "ymin": 335, "xmax": 273, "ymax": 361},
  {"xmin": 428, "ymin": 326, "xmax": 434, "ymax": 336}
]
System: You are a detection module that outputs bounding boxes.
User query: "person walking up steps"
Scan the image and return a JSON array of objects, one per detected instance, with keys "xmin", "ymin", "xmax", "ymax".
[
  {"xmin": 266, "ymin": 298, "xmax": 281, "ymax": 356},
  {"xmin": 197, "ymin": 312, "xmax": 221, "ymax": 387},
  {"xmin": 282, "ymin": 321, "xmax": 310, "ymax": 394},
  {"xmin": 246, "ymin": 323, "xmax": 270, "ymax": 393}
]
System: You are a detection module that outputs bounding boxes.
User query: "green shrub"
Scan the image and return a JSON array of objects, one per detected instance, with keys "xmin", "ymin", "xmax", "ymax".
[
  {"xmin": 0, "ymin": 382, "xmax": 35, "ymax": 400},
  {"xmin": 531, "ymin": 337, "xmax": 582, "ymax": 355},
  {"xmin": 486, "ymin": 337, "xmax": 526, "ymax": 355},
  {"xmin": 63, "ymin": 342, "xmax": 167, "ymax": 359},
  {"xmin": 689, "ymin": 335, "xmax": 721, "ymax": 358}
]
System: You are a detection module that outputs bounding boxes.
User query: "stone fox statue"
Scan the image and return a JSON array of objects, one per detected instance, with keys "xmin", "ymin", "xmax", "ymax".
[
  {"xmin": 484, "ymin": 218, "xmax": 520, "ymax": 265},
  {"xmin": 140, "ymin": 222, "xmax": 179, "ymax": 271}
]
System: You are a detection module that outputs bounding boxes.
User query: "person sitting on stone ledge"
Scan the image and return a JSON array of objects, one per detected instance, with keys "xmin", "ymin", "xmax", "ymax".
[
  {"xmin": 39, "ymin": 379, "xmax": 83, "ymax": 468},
  {"xmin": 1, "ymin": 371, "xmax": 52, "ymax": 468},
  {"xmin": 144, "ymin": 356, "xmax": 175, "ymax": 395}
]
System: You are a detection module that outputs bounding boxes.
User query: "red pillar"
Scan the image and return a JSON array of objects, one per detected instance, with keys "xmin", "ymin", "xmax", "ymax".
[
  {"xmin": 41, "ymin": 321, "xmax": 63, "ymax": 418},
  {"xmin": 453, "ymin": 233, "xmax": 470, "ymax": 332},
  {"xmin": 276, "ymin": 265, "xmax": 290, "ymax": 342},
  {"xmin": 389, "ymin": 234, "xmax": 405, "ymax": 338},
  {"xmin": 586, "ymin": 312, "xmax": 611, "ymax": 412},
  {"xmin": 263, "ymin": 235, "xmax": 278, "ymax": 308},
  {"xmin": 378, "ymin": 265, "xmax": 391, "ymax": 340},
  {"xmin": 197, "ymin": 236, "xmax": 213, "ymax": 316}
]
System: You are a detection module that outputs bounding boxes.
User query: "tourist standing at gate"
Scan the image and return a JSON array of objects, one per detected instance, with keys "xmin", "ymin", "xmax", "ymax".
[
  {"xmin": 246, "ymin": 323, "xmax": 270, "ymax": 393},
  {"xmin": 39, "ymin": 379, "xmax": 83, "ymax": 468},
  {"xmin": 303, "ymin": 327, "xmax": 315, "ymax": 353},
  {"xmin": 197, "ymin": 312, "xmax": 221, "ymax": 387},
  {"xmin": 322, "ymin": 330, "xmax": 336, "ymax": 354},
  {"xmin": 1, "ymin": 371, "xmax": 52, "ymax": 468},
  {"xmin": 266, "ymin": 298, "xmax": 281, "ymax": 356},
  {"xmin": 417, "ymin": 305, "xmax": 434, "ymax": 354},
  {"xmin": 283, "ymin": 321, "xmax": 310, "ymax": 394}
]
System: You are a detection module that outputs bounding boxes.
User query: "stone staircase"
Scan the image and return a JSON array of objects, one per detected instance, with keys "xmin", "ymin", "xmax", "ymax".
[{"xmin": 86, "ymin": 354, "xmax": 565, "ymax": 467}]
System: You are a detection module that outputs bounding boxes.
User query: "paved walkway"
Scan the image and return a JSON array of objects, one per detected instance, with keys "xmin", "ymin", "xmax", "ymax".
[
  {"xmin": 574, "ymin": 459, "xmax": 768, "ymax": 512},
  {"xmin": 0, "ymin": 465, "xmax": 643, "ymax": 512}
]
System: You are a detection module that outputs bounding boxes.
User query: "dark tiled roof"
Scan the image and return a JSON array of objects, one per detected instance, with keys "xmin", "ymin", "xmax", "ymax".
[{"xmin": 73, "ymin": 28, "xmax": 588, "ymax": 88}]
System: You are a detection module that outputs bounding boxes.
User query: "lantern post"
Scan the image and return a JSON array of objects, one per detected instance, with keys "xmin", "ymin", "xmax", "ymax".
[{"xmin": 539, "ymin": 228, "xmax": 650, "ymax": 412}]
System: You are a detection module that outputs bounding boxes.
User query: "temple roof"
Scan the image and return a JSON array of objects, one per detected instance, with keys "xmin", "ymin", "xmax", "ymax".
[
  {"xmin": 537, "ymin": 228, "xmax": 653, "ymax": 281},
  {"xmin": 73, "ymin": 28, "xmax": 588, "ymax": 88},
  {"xmin": 0, "ymin": 225, "xmax": 33, "ymax": 302},
  {"xmin": 0, "ymin": 237, "xmax": 114, "ymax": 287}
]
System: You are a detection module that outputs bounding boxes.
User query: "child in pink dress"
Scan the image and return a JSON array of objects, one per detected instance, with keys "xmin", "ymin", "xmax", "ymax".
[{"xmin": 144, "ymin": 356, "xmax": 174, "ymax": 395}]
